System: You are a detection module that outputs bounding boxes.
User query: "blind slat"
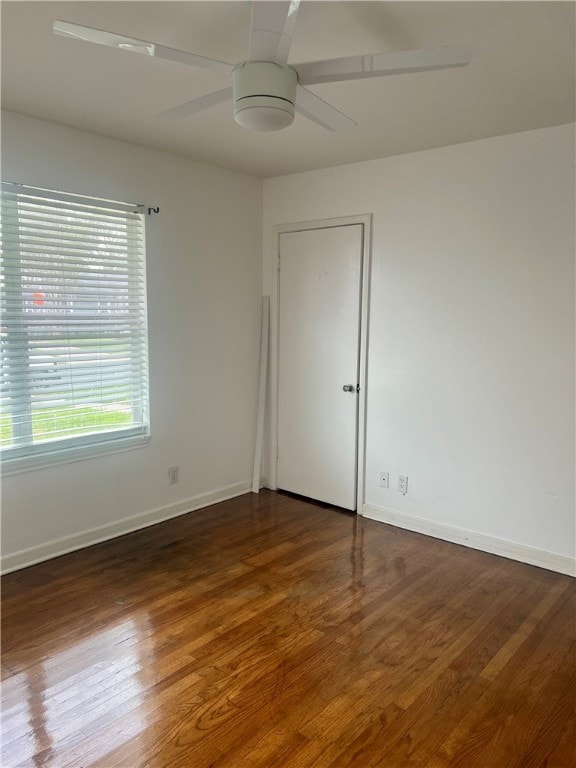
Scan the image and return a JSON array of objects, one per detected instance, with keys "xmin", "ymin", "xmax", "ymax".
[{"xmin": 1, "ymin": 182, "xmax": 144, "ymax": 214}]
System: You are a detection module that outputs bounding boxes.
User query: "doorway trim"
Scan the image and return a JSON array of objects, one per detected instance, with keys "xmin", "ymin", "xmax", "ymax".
[{"xmin": 268, "ymin": 214, "xmax": 372, "ymax": 513}]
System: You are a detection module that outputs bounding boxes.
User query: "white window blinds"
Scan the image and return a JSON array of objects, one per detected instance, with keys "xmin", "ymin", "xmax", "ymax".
[{"xmin": 0, "ymin": 182, "xmax": 150, "ymax": 468}]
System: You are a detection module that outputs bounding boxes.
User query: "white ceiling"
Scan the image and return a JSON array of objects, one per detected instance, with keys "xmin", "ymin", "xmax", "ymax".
[{"xmin": 2, "ymin": 1, "xmax": 575, "ymax": 178}]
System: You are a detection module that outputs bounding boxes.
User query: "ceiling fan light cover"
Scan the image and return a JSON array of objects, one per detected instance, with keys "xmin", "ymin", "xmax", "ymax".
[
  {"xmin": 234, "ymin": 96, "xmax": 294, "ymax": 131},
  {"xmin": 232, "ymin": 61, "xmax": 297, "ymax": 131}
]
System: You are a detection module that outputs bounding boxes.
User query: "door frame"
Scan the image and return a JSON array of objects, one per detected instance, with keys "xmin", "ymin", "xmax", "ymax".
[{"xmin": 268, "ymin": 214, "xmax": 372, "ymax": 513}]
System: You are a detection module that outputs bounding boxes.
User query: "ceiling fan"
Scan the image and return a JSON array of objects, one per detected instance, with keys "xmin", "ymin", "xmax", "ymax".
[{"xmin": 53, "ymin": 1, "xmax": 471, "ymax": 133}]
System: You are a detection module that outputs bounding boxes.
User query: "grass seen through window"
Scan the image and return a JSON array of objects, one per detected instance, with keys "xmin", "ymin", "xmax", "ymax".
[{"xmin": 0, "ymin": 406, "xmax": 132, "ymax": 446}]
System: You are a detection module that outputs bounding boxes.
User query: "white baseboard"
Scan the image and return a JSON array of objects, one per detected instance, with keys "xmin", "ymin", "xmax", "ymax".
[
  {"xmin": 362, "ymin": 504, "xmax": 575, "ymax": 577},
  {"xmin": 1, "ymin": 481, "xmax": 253, "ymax": 575}
]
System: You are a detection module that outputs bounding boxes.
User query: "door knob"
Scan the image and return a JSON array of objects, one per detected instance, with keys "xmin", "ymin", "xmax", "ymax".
[{"xmin": 342, "ymin": 385, "xmax": 355, "ymax": 392}]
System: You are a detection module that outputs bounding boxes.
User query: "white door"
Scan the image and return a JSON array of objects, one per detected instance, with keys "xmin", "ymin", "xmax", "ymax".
[{"xmin": 277, "ymin": 224, "xmax": 363, "ymax": 510}]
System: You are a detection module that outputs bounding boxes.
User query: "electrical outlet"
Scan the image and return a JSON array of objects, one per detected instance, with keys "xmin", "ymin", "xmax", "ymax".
[
  {"xmin": 168, "ymin": 465, "xmax": 179, "ymax": 485},
  {"xmin": 379, "ymin": 471, "xmax": 389, "ymax": 488},
  {"xmin": 398, "ymin": 474, "xmax": 408, "ymax": 495}
]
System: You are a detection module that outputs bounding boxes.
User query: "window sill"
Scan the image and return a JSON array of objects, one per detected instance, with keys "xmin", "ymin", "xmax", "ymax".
[{"xmin": 1, "ymin": 434, "xmax": 151, "ymax": 476}]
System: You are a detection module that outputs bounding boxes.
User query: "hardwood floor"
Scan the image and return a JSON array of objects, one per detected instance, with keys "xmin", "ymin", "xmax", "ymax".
[{"xmin": 2, "ymin": 490, "xmax": 574, "ymax": 768}]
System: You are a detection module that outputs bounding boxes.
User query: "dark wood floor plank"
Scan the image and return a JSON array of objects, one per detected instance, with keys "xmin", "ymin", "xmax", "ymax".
[
  {"xmin": 440, "ymin": 586, "xmax": 575, "ymax": 768},
  {"xmin": 326, "ymin": 576, "xmax": 552, "ymax": 768},
  {"xmin": 2, "ymin": 489, "xmax": 574, "ymax": 768}
]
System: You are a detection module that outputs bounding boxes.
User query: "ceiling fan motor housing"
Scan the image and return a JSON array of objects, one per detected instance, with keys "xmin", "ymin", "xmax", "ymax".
[{"xmin": 232, "ymin": 61, "xmax": 297, "ymax": 131}]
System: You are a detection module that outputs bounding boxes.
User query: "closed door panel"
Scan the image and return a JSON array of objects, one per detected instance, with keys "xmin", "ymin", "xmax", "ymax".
[{"xmin": 277, "ymin": 224, "xmax": 363, "ymax": 510}]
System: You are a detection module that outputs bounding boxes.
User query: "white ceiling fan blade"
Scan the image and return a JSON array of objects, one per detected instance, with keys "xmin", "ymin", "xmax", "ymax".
[
  {"xmin": 295, "ymin": 47, "xmax": 471, "ymax": 85},
  {"xmin": 158, "ymin": 88, "xmax": 233, "ymax": 119},
  {"xmin": 53, "ymin": 20, "xmax": 232, "ymax": 76},
  {"xmin": 249, "ymin": 1, "xmax": 300, "ymax": 63},
  {"xmin": 295, "ymin": 85, "xmax": 356, "ymax": 132}
]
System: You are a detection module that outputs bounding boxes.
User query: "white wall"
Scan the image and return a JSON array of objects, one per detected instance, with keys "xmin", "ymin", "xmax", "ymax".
[
  {"xmin": 1, "ymin": 111, "xmax": 263, "ymax": 569},
  {"xmin": 264, "ymin": 124, "xmax": 575, "ymax": 574}
]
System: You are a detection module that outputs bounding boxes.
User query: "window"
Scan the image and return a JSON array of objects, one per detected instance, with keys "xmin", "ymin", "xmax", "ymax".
[{"xmin": 0, "ymin": 182, "xmax": 150, "ymax": 471}]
